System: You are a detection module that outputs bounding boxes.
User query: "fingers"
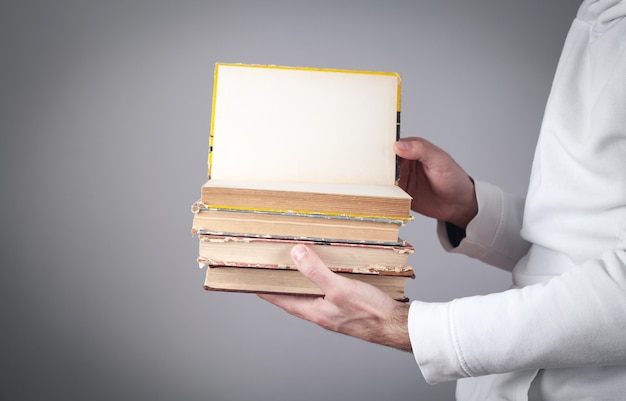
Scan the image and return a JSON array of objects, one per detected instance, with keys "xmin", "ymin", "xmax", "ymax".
[
  {"xmin": 257, "ymin": 292, "xmax": 321, "ymax": 319},
  {"xmin": 394, "ymin": 136, "xmax": 426, "ymax": 160},
  {"xmin": 257, "ymin": 244, "xmax": 337, "ymax": 324},
  {"xmin": 290, "ymin": 244, "xmax": 340, "ymax": 294},
  {"xmin": 257, "ymin": 245, "xmax": 340, "ymax": 315},
  {"xmin": 394, "ymin": 137, "xmax": 447, "ymax": 166},
  {"xmin": 258, "ymin": 245, "xmax": 413, "ymax": 350}
]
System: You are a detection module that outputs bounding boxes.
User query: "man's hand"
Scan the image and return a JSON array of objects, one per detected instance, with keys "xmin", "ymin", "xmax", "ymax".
[
  {"xmin": 259, "ymin": 137, "xmax": 474, "ymax": 351},
  {"xmin": 395, "ymin": 137, "xmax": 478, "ymax": 229},
  {"xmin": 259, "ymin": 244, "xmax": 412, "ymax": 352}
]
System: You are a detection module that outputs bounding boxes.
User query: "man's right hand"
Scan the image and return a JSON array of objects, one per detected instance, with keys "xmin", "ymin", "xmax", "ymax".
[{"xmin": 394, "ymin": 137, "xmax": 478, "ymax": 229}]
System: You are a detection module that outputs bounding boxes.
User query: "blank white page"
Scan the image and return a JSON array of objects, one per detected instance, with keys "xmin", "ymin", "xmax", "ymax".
[{"xmin": 209, "ymin": 64, "xmax": 400, "ymax": 185}]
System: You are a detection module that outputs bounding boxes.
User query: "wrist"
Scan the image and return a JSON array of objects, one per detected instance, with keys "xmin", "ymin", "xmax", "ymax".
[
  {"xmin": 449, "ymin": 176, "xmax": 478, "ymax": 229},
  {"xmin": 383, "ymin": 302, "xmax": 412, "ymax": 352}
]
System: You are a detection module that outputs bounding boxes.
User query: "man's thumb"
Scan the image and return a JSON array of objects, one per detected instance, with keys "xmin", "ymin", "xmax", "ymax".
[{"xmin": 291, "ymin": 244, "xmax": 336, "ymax": 293}]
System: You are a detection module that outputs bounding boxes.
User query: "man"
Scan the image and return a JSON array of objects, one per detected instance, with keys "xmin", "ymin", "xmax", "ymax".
[{"xmin": 260, "ymin": 0, "xmax": 626, "ymax": 399}]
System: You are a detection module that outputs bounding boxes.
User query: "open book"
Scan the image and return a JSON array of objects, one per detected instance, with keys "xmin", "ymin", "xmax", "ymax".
[{"xmin": 200, "ymin": 63, "xmax": 412, "ymax": 221}]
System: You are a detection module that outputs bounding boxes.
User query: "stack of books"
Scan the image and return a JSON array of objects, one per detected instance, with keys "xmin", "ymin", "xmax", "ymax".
[{"xmin": 191, "ymin": 63, "xmax": 414, "ymax": 301}]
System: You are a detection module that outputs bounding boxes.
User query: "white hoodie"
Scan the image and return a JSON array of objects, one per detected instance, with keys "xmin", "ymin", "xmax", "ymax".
[{"xmin": 408, "ymin": 1, "xmax": 626, "ymax": 399}]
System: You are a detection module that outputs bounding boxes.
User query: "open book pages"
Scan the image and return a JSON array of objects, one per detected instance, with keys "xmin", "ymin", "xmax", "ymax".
[{"xmin": 209, "ymin": 63, "xmax": 401, "ymax": 185}]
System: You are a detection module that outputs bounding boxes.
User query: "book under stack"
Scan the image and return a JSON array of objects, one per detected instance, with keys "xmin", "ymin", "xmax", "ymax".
[{"xmin": 191, "ymin": 63, "xmax": 415, "ymax": 301}]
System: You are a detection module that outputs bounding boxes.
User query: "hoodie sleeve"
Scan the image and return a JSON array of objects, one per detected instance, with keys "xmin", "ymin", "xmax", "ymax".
[
  {"xmin": 436, "ymin": 180, "xmax": 530, "ymax": 272},
  {"xmin": 409, "ymin": 247, "xmax": 626, "ymax": 384}
]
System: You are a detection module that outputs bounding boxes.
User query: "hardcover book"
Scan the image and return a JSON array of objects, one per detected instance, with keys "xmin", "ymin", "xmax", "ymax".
[
  {"xmin": 197, "ymin": 234, "xmax": 415, "ymax": 275},
  {"xmin": 203, "ymin": 266, "xmax": 410, "ymax": 302},
  {"xmin": 191, "ymin": 201, "xmax": 405, "ymax": 244}
]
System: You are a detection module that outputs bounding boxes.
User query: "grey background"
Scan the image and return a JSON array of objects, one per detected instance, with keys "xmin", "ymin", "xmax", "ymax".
[{"xmin": 1, "ymin": 1, "xmax": 580, "ymax": 400}]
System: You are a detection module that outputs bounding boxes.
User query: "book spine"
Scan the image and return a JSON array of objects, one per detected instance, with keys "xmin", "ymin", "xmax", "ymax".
[
  {"xmin": 395, "ymin": 111, "xmax": 401, "ymax": 182},
  {"xmin": 207, "ymin": 64, "xmax": 221, "ymax": 179},
  {"xmin": 395, "ymin": 70, "xmax": 401, "ymax": 182}
]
